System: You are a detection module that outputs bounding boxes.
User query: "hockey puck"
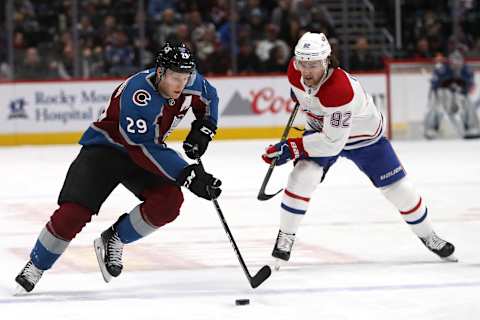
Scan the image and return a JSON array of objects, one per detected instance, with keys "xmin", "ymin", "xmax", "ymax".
[{"xmin": 235, "ymin": 299, "xmax": 250, "ymax": 306}]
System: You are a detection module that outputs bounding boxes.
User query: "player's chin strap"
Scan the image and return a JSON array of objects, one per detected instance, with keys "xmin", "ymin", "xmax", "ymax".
[
  {"xmin": 196, "ymin": 158, "xmax": 271, "ymax": 288},
  {"xmin": 257, "ymin": 102, "xmax": 301, "ymax": 201}
]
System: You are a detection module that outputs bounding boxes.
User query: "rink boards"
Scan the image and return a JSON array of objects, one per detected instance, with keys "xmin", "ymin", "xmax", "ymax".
[{"xmin": 0, "ymin": 71, "xmax": 478, "ymax": 145}]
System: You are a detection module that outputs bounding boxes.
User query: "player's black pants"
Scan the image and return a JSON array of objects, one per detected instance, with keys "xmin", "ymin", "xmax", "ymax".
[{"xmin": 59, "ymin": 145, "xmax": 176, "ymax": 213}]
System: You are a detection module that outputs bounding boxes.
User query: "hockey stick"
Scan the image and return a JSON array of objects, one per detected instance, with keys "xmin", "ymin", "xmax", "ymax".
[
  {"xmin": 257, "ymin": 102, "xmax": 301, "ymax": 201},
  {"xmin": 197, "ymin": 158, "xmax": 272, "ymax": 289}
]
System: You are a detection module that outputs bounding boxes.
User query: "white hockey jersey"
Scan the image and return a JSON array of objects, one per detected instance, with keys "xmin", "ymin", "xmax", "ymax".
[{"xmin": 288, "ymin": 59, "xmax": 385, "ymax": 157}]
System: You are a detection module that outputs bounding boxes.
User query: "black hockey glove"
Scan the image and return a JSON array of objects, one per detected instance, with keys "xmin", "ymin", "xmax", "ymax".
[
  {"xmin": 178, "ymin": 164, "xmax": 222, "ymax": 200},
  {"xmin": 183, "ymin": 119, "xmax": 217, "ymax": 159}
]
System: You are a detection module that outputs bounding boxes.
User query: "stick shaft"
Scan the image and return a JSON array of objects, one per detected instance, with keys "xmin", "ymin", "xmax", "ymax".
[
  {"xmin": 197, "ymin": 159, "xmax": 253, "ymax": 281},
  {"xmin": 257, "ymin": 103, "xmax": 301, "ymax": 200}
]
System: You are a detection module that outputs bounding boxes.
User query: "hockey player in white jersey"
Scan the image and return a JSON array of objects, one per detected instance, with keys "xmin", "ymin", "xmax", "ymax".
[{"xmin": 261, "ymin": 32, "xmax": 457, "ymax": 269}]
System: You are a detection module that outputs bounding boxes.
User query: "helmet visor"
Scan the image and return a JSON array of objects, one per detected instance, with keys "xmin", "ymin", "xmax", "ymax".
[{"xmin": 295, "ymin": 57, "xmax": 328, "ymax": 69}]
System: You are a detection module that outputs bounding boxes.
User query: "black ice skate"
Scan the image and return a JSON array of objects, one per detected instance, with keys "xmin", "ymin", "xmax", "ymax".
[
  {"xmin": 15, "ymin": 260, "xmax": 44, "ymax": 293},
  {"xmin": 272, "ymin": 230, "xmax": 296, "ymax": 271},
  {"xmin": 94, "ymin": 217, "xmax": 125, "ymax": 283},
  {"xmin": 420, "ymin": 231, "xmax": 457, "ymax": 262}
]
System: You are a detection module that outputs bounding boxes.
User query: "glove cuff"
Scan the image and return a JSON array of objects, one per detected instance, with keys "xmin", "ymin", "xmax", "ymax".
[
  {"xmin": 177, "ymin": 164, "xmax": 203, "ymax": 187},
  {"xmin": 287, "ymin": 138, "xmax": 308, "ymax": 159},
  {"xmin": 192, "ymin": 119, "xmax": 217, "ymax": 140}
]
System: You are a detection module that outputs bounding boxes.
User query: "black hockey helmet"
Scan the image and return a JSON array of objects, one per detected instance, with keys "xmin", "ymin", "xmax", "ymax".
[{"xmin": 155, "ymin": 40, "xmax": 196, "ymax": 73}]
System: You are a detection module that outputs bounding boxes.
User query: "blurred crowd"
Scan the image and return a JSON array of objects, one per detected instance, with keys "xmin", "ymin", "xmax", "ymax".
[{"xmin": 0, "ymin": 0, "xmax": 479, "ymax": 80}]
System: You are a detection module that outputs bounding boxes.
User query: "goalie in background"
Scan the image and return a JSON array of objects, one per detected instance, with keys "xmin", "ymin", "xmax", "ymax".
[{"xmin": 424, "ymin": 50, "xmax": 480, "ymax": 139}]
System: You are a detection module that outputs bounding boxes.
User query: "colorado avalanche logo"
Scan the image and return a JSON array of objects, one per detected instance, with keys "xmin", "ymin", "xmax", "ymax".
[{"xmin": 132, "ymin": 89, "xmax": 151, "ymax": 107}]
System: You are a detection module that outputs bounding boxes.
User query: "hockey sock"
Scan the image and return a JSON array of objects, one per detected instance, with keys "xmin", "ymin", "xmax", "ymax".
[
  {"xmin": 279, "ymin": 160, "xmax": 323, "ymax": 234},
  {"xmin": 116, "ymin": 185, "xmax": 183, "ymax": 244},
  {"xmin": 280, "ymin": 189, "xmax": 310, "ymax": 234},
  {"xmin": 381, "ymin": 178, "xmax": 433, "ymax": 238},
  {"xmin": 30, "ymin": 202, "xmax": 92, "ymax": 270},
  {"xmin": 116, "ymin": 205, "xmax": 158, "ymax": 244}
]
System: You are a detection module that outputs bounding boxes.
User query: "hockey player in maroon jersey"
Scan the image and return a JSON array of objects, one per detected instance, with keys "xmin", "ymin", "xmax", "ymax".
[
  {"xmin": 261, "ymin": 32, "xmax": 457, "ymax": 269},
  {"xmin": 15, "ymin": 41, "xmax": 222, "ymax": 293}
]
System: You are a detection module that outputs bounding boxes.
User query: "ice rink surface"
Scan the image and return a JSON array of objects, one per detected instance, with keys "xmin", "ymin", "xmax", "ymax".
[{"xmin": 1, "ymin": 139, "xmax": 479, "ymax": 319}]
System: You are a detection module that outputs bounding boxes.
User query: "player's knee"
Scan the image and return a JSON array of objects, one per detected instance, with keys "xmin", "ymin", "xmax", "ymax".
[
  {"xmin": 49, "ymin": 202, "xmax": 93, "ymax": 241},
  {"xmin": 142, "ymin": 185, "xmax": 184, "ymax": 227},
  {"xmin": 380, "ymin": 177, "xmax": 420, "ymax": 211},
  {"xmin": 287, "ymin": 160, "xmax": 323, "ymax": 195}
]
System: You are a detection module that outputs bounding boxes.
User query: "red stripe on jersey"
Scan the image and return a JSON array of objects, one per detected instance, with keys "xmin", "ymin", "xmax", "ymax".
[
  {"xmin": 317, "ymin": 68, "xmax": 354, "ymax": 108},
  {"xmin": 287, "ymin": 58, "xmax": 303, "ymax": 90},
  {"xmin": 285, "ymin": 189, "xmax": 310, "ymax": 202},
  {"xmin": 348, "ymin": 114, "xmax": 383, "ymax": 139},
  {"xmin": 400, "ymin": 197, "xmax": 422, "ymax": 215}
]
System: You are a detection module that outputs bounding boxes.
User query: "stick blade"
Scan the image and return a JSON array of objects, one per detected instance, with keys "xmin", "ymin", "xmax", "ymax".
[
  {"xmin": 250, "ymin": 265, "xmax": 272, "ymax": 289},
  {"xmin": 257, "ymin": 189, "xmax": 283, "ymax": 201}
]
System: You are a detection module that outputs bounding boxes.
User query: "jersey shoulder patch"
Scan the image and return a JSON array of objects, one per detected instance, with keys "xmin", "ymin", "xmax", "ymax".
[
  {"xmin": 317, "ymin": 68, "xmax": 354, "ymax": 108},
  {"xmin": 287, "ymin": 58, "xmax": 303, "ymax": 90}
]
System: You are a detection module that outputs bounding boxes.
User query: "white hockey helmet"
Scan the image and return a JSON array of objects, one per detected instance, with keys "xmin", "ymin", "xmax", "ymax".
[{"xmin": 294, "ymin": 32, "xmax": 332, "ymax": 62}]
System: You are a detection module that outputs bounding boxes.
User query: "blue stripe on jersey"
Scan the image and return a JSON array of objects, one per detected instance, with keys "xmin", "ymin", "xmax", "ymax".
[
  {"xmin": 281, "ymin": 203, "xmax": 306, "ymax": 215},
  {"xmin": 406, "ymin": 208, "xmax": 428, "ymax": 225},
  {"xmin": 30, "ymin": 239, "xmax": 61, "ymax": 270}
]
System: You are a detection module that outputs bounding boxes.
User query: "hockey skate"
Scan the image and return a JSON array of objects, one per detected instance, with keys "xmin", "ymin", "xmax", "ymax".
[
  {"xmin": 272, "ymin": 230, "xmax": 296, "ymax": 271},
  {"xmin": 15, "ymin": 260, "xmax": 44, "ymax": 294},
  {"xmin": 420, "ymin": 231, "xmax": 457, "ymax": 262},
  {"xmin": 94, "ymin": 219, "xmax": 125, "ymax": 283}
]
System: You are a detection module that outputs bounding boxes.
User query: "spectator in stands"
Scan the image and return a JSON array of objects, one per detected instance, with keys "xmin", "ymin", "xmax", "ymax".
[
  {"xmin": 265, "ymin": 44, "xmax": 289, "ymax": 73},
  {"xmin": 237, "ymin": 40, "xmax": 261, "ymax": 74},
  {"xmin": 78, "ymin": 16, "xmax": 96, "ymax": 43},
  {"xmin": 413, "ymin": 37, "xmax": 433, "ymax": 59},
  {"xmin": 255, "ymin": 23, "xmax": 290, "ymax": 64},
  {"xmin": 15, "ymin": 47, "xmax": 51, "ymax": 80},
  {"xmin": 209, "ymin": 0, "xmax": 229, "ymax": 28},
  {"xmin": 310, "ymin": 6, "xmax": 335, "ymax": 38},
  {"xmin": 349, "ymin": 36, "xmax": 380, "ymax": 71},
  {"xmin": 245, "ymin": 8, "xmax": 266, "ymax": 43},
  {"xmin": 192, "ymin": 24, "xmax": 216, "ymax": 70},
  {"xmin": 104, "ymin": 30, "xmax": 136, "ymax": 77},
  {"xmin": 291, "ymin": 0, "xmax": 320, "ymax": 29},
  {"xmin": 13, "ymin": 31, "xmax": 27, "ymax": 50},
  {"xmin": 50, "ymin": 44, "xmax": 75, "ymax": 79},
  {"xmin": 154, "ymin": 8, "xmax": 179, "ymax": 48},
  {"xmin": 197, "ymin": 27, "xmax": 230, "ymax": 75},
  {"xmin": 169, "ymin": 23, "xmax": 192, "ymax": 49},
  {"xmin": 148, "ymin": 0, "xmax": 176, "ymax": 22},
  {"xmin": 83, "ymin": 46, "xmax": 106, "ymax": 78},
  {"xmin": 272, "ymin": 0, "xmax": 293, "ymax": 44},
  {"xmin": 97, "ymin": 15, "xmax": 117, "ymax": 47}
]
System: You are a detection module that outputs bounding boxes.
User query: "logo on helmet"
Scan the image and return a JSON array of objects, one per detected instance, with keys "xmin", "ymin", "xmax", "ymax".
[{"xmin": 303, "ymin": 43, "xmax": 311, "ymax": 49}]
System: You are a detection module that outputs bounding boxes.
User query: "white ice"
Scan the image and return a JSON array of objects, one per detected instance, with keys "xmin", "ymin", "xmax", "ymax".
[{"xmin": 1, "ymin": 139, "xmax": 480, "ymax": 320}]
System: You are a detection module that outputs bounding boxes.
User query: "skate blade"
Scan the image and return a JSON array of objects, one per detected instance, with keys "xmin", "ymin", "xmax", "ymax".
[
  {"xmin": 273, "ymin": 259, "xmax": 284, "ymax": 271},
  {"xmin": 13, "ymin": 285, "xmax": 28, "ymax": 296},
  {"xmin": 441, "ymin": 254, "xmax": 458, "ymax": 262},
  {"xmin": 94, "ymin": 238, "xmax": 112, "ymax": 283}
]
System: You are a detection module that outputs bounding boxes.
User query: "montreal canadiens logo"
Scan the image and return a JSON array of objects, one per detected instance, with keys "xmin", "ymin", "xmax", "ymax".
[{"xmin": 132, "ymin": 89, "xmax": 151, "ymax": 106}]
